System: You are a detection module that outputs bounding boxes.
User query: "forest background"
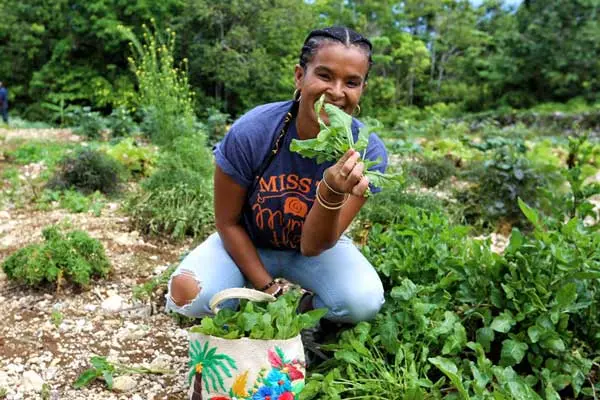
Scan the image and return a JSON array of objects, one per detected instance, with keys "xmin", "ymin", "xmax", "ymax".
[{"xmin": 1, "ymin": 0, "xmax": 599, "ymax": 125}]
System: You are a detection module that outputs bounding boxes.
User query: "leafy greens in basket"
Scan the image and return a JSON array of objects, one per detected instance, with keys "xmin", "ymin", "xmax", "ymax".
[
  {"xmin": 190, "ymin": 290, "xmax": 327, "ymax": 340},
  {"xmin": 290, "ymin": 94, "xmax": 403, "ymax": 195}
]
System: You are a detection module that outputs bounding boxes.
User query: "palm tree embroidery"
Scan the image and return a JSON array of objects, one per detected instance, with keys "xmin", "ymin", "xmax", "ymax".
[{"xmin": 189, "ymin": 340, "xmax": 237, "ymax": 399}]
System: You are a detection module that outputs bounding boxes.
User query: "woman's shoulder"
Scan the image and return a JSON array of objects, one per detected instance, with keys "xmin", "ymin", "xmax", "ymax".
[{"xmin": 230, "ymin": 100, "xmax": 294, "ymax": 134}]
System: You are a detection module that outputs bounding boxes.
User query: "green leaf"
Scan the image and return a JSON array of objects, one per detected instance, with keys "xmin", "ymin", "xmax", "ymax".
[
  {"xmin": 476, "ymin": 327, "xmax": 495, "ymax": 352},
  {"xmin": 555, "ymin": 283, "xmax": 577, "ymax": 308},
  {"xmin": 518, "ymin": 198, "xmax": 542, "ymax": 229},
  {"xmin": 102, "ymin": 370, "xmax": 114, "ymax": 389},
  {"xmin": 527, "ymin": 325, "xmax": 544, "ymax": 343},
  {"xmin": 491, "ymin": 312, "xmax": 515, "ymax": 333},
  {"xmin": 390, "ymin": 279, "xmax": 417, "ymax": 301},
  {"xmin": 73, "ymin": 369, "xmax": 100, "ymax": 389},
  {"xmin": 500, "ymin": 339, "xmax": 528, "ymax": 367},
  {"xmin": 428, "ymin": 357, "xmax": 470, "ymax": 399}
]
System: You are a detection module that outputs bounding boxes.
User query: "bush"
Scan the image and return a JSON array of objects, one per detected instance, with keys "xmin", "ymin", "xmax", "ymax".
[
  {"xmin": 47, "ymin": 149, "xmax": 124, "ymax": 195},
  {"xmin": 125, "ymin": 132, "xmax": 214, "ymax": 240},
  {"xmin": 103, "ymin": 138, "xmax": 157, "ymax": 179},
  {"xmin": 126, "ymin": 183, "xmax": 214, "ymax": 240},
  {"xmin": 106, "ymin": 106, "xmax": 138, "ymax": 138},
  {"xmin": 2, "ymin": 225, "xmax": 111, "ymax": 287},
  {"xmin": 123, "ymin": 25, "xmax": 197, "ymax": 146},
  {"xmin": 457, "ymin": 136, "xmax": 547, "ymax": 228},
  {"xmin": 67, "ymin": 106, "xmax": 106, "ymax": 139},
  {"xmin": 407, "ymin": 156, "xmax": 457, "ymax": 188}
]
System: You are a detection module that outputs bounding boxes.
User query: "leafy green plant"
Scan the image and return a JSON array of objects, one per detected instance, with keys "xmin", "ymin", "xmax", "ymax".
[
  {"xmin": 74, "ymin": 356, "xmax": 171, "ymax": 390},
  {"xmin": 106, "ymin": 106, "xmax": 138, "ymax": 138},
  {"xmin": 457, "ymin": 136, "xmax": 547, "ymax": 228},
  {"xmin": 191, "ymin": 290, "xmax": 327, "ymax": 340},
  {"xmin": 1, "ymin": 225, "xmax": 111, "ymax": 288},
  {"xmin": 126, "ymin": 183, "xmax": 214, "ymax": 240},
  {"xmin": 67, "ymin": 106, "xmax": 106, "ymax": 139},
  {"xmin": 51, "ymin": 309, "xmax": 64, "ymax": 327},
  {"xmin": 5, "ymin": 141, "xmax": 76, "ymax": 169},
  {"xmin": 57, "ymin": 189, "xmax": 105, "ymax": 215},
  {"xmin": 125, "ymin": 132, "xmax": 214, "ymax": 240},
  {"xmin": 290, "ymin": 95, "xmax": 403, "ymax": 194},
  {"xmin": 407, "ymin": 156, "xmax": 457, "ymax": 188},
  {"xmin": 205, "ymin": 106, "xmax": 231, "ymax": 146},
  {"xmin": 47, "ymin": 149, "xmax": 124, "ymax": 195},
  {"xmin": 103, "ymin": 137, "xmax": 157, "ymax": 179},
  {"xmin": 0, "ymin": 387, "xmax": 7, "ymax": 399}
]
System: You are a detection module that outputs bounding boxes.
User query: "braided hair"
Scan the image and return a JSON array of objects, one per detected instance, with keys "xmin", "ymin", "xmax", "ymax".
[{"xmin": 299, "ymin": 26, "xmax": 373, "ymax": 81}]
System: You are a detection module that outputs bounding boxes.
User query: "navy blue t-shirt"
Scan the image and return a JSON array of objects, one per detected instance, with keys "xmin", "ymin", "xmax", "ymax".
[{"xmin": 214, "ymin": 100, "xmax": 387, "ymax": 250}]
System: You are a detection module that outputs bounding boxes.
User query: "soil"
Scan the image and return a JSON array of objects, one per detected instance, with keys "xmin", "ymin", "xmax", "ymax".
[{"xmin": 1, "ymin": 128, "xmax": 197, "ymax": 400}]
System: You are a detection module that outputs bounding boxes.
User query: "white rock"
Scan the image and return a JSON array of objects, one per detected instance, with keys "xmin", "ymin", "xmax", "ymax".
[
  {"xmin": 131, "ymin": 395, "xmax": 144, "ymax": 400},
  {"xmin": 84, "ymin": 304, "xmax": 97, "ymax": 312},
  {"xmin": 101, "ymin": 295, "xmax": 124, "ymax": 313},
  {"xmin": 0, "ymin": 370, "xmax": 9, "ymax": 385},
  {"xmin": 112, "ymin": 375, "xmax": 137, "ymax": 392},
  {"xmin": 22, "ymin": 370, "xmax": 44, "ymax": 392},
  {"xmin": 0, "ymin": 210, "xmax": 10, "ymax": 220},
  {"xmin": 7, "ymin": 363, "xmax": 24, "ymax": 373},
  {"xmin": 149, "ymin": 354, "xmax": 172, "ymax": 371}
]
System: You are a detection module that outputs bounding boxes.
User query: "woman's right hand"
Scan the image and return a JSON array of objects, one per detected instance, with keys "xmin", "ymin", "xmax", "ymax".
[{"xmin": 324, "ymin": 149, "xmax": 369, "ymax": 197}]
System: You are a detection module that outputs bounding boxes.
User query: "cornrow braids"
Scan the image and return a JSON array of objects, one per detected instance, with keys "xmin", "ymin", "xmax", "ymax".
[{"xmin": 299, "ymin": 26, "xmax": 373, "ymax": 81}]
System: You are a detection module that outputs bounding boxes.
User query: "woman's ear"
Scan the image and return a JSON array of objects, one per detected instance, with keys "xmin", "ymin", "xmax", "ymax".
[{"xmin": 294, "ymin": 64, "xmax": 305, "ymax": 89}]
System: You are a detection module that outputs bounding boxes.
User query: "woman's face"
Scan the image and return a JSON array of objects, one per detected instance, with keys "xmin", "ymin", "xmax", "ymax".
[{"xmin": 294, "ymin": 42, "xmax": 369, "ymax": 130}]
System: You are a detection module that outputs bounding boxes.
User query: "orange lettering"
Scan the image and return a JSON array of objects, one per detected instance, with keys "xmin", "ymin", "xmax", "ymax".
[
  {"xmin": 259, "ymin": 176, "xmax": 278, "ymax": 192},
  {"xmin": 299, "ymin": 178, "xmax": 312, "ymax": 193},
  {"xmin": 286, "ymin": 174, "xmax": 299, "ymax": 191}
]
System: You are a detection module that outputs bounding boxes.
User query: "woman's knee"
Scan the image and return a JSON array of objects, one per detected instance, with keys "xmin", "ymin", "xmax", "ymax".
[
  {"xmin": 168, "ymin": 270, "xmax": 202, "ymax": 307},
  {"xmin": 344, "ymin": 286, "xmax": 385, "ymax": 323}
]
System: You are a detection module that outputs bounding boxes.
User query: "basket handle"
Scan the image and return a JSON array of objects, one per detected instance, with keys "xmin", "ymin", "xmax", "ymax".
[{"xmin": 209, "ymin": 288, "xmax": 276, "ymax": 313}]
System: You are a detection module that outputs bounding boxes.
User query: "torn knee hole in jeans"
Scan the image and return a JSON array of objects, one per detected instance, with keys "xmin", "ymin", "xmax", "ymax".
[{"xmin": 169, "ymin": 269, "xmax": 202, "ymax": 307}]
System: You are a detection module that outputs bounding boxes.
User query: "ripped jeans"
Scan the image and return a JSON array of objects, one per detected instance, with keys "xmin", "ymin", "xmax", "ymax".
[{"xmin": 165, "ymin": 232, "xmax": 384, "ymax": 323}]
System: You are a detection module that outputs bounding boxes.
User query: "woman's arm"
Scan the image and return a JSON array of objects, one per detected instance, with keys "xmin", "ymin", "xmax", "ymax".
[
  {"xmin": 214, "ymin": 166, "xmax": 277, "ymax": 292},
  {"xmin": 300, "ymin": 150, "xmax": 369, "ymax": 256}
]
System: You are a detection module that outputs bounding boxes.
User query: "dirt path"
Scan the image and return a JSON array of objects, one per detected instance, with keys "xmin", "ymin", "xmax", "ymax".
[{"xmin": 0, "ymin": 128, "xmax": 199, "ymax": 399}]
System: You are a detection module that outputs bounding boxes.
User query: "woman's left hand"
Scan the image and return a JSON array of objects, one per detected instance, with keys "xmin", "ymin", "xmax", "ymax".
[{"xmin": 324, "ymin": 149, "xmax": 369, "ymax": 197}]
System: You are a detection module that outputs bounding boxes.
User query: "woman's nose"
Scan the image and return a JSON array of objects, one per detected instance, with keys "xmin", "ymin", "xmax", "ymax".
[{"xmin": 326, "ymin": 81, "xmax": 344, "ymax": 100}]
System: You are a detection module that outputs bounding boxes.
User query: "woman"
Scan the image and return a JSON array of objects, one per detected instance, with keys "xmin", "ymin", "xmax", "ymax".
[{"xmin": 166, "ymin": 26, "xmax": 388, "ymax": 324}]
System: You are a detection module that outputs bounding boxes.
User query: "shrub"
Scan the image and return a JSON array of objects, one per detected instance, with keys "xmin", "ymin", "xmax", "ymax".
[
  {"xmin": 2, "ymin": 225, "xmax": 111, "ymax": 287},
  {"xmin": 407, "ymin": 156, "xmax": 457, "ymax": 188},
  {"xmin": 205, "ymin": 107, "xmax": 231, "ymax": 147},
  {"xmin": 106, "ymin": 106, "xmax": 138, "ymax": 138},
  {"xmin": 104, "ymin": 137, "xmax": 157, "ymax": 179},
  {"xmin": 67, "ymin": 106, "xmax": 106, "ymax": 139},
  {"xmin": 125, "ymin": 132, "xmax": 214, "ymax": 240},
  {"xmin": 126, "ymin": 182, "xmax": 214, "ymax": 241},
  {"xmin": 47, "ymin": 149, "xmax": 124, "ymax": 195},
  {"xmin": 122, "ymin": 24, "xmax": 197, "ymax": 146},
  {"xmin": 457, "ymin": 136, "xmax": 547, "ymax": 228}
]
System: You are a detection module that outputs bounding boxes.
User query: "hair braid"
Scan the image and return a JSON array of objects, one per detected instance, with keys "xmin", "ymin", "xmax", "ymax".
[{"xmin": 299, "ymin": 26, "xmax": 373, "ymax": 81}]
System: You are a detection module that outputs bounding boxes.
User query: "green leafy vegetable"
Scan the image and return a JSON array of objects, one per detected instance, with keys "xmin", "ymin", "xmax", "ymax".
[
  {"xmin": 190, "ymin": 290, "xmax": 327, "ymax": 340},
  {"xmin": 290, "ymin": 94, "xmax": 403, "ymax": 195}
]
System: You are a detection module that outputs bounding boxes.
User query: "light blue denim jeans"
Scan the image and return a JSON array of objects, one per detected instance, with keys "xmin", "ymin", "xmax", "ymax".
[{"xmin": 165, "ymin": 232, "xmax": 384, "ymax": 323}]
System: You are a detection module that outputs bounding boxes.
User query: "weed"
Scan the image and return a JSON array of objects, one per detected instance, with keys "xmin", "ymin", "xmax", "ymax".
[{"xmin": 51, "ymin": 309, "xmax": 64, "ymax": 327}]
